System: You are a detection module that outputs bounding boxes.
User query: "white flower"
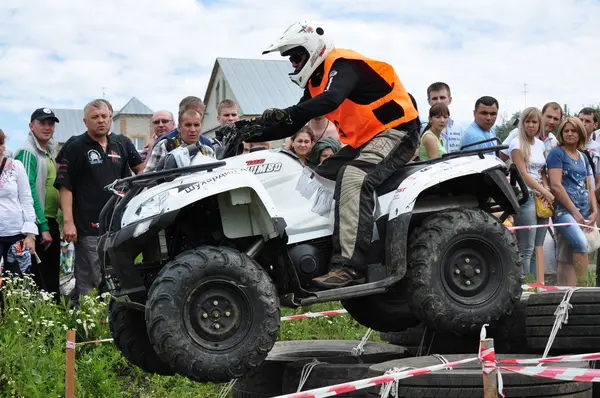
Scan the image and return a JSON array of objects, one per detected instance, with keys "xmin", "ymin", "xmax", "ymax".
[{"xmin": 76, "ymin": 319, "xmax": 82, "ymax": 325}]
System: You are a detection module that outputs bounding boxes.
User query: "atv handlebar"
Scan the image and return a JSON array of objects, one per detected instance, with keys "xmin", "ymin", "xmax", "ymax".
[
  {"xmin": 215, "ymin": 118, "xmax": 267, "ymax": 159},
  {"xmin": 459, "ymin": 137, "xmax": 505, "ymax": 158}
]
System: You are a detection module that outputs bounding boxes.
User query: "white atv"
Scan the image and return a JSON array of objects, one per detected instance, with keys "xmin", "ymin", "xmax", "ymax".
[{"xmin": 98, "ymin": 119, "xmax": 528, "ymax": 382}]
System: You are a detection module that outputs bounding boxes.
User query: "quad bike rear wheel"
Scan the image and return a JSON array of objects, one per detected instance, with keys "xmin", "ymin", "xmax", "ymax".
[
  {"xmin": 404, "ymin": 208, "xmax": 522, "ymax": 335},
  {"xmin": 145, "ymin": 246, "xmax": 280, "ymax": 383},
  {"xmin": 108, "ymin": 300, "xmax": 174, "ymax": 375}
]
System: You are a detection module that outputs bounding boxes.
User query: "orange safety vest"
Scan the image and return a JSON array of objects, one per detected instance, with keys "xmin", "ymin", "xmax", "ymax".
[{"xmin": 308, "ymin": 48, "xmax": 418, "ymax": 148}]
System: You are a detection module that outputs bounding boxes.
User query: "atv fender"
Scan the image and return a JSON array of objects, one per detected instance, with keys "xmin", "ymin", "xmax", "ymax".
[
  {"xmin": 169, "ymin": 169, "xmax": 282, "ymax": 240},
  {"xmin": 385, "ymin": 156, "xmax": 518, "ymax": 279}
]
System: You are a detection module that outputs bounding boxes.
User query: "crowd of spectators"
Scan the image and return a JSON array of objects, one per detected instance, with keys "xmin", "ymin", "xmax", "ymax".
[{"xmin": 1, "ymin": 81, "xmax": 600, "ymax": 307}]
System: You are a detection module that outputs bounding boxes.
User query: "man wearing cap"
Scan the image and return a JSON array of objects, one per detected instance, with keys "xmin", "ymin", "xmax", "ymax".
[{"xmin": 14, "ymin": 108, "xmax": 61, "ymax": 297}]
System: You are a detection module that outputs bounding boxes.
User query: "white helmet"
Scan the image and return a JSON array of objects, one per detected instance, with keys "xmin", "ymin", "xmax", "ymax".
[{"xmin": 263, "ymin": 21, "xmax": 335, "ymax": 88}]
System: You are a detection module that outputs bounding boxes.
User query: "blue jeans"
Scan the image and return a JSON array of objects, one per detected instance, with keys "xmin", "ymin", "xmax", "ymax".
[
  {"xmin": 554, "ymin": 212, "xmax": 589, "ymax": 254},
  {"xmin": 513, "ymin": 195, "xmax": 549, "ymax": 278}
]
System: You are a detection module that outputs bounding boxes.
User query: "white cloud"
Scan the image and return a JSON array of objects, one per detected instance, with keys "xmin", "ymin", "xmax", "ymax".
[{"xmin": 0, "ymin": 0, "xmax": 599, "ymax": 136}]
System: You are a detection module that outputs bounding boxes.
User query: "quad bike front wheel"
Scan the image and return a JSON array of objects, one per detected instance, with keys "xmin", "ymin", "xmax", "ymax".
[
  {"xmin": 405, "ymin": 208, "xmax": 522, "ymax": 335},
  {"xmin": 145, "ymin": 246, "xmax": 280, "ymax": 383}
]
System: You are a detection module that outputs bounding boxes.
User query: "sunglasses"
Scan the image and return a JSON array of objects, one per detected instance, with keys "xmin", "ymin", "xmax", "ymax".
[{"xmin": 152, "ymin": 119, "xmax": 172, "ymax": 125}]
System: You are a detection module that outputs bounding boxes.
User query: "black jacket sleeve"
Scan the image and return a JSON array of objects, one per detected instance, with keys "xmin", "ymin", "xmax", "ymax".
[{"xmin": 247, "ymin": 59, "xmax": 359, "ymax": 142}]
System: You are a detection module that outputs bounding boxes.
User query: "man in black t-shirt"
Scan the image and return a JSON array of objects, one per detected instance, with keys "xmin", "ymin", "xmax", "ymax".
[{"xmin": 54, "ymin": 99, "xmax": 142, "ymax": 299}]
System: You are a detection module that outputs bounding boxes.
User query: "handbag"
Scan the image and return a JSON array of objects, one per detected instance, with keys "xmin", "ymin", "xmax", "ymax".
[
  {"xmin": 535, "ymin": 193, "xmax": 553, "ymax": 218},
  {"xmin": 585, "ymin": 227, "xmax": 600, "ymax": 253}
]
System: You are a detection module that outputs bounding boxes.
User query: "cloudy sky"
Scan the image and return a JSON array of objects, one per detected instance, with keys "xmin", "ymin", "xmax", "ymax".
[{"xmin": 1, "ymin": 0, "xmax": 599, "ymax": 151}]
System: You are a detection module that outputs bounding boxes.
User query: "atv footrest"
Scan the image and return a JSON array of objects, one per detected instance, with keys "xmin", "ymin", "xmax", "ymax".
[{"xmin": 367, "ymin": 263, "xmax": 386, "ymax": 283}]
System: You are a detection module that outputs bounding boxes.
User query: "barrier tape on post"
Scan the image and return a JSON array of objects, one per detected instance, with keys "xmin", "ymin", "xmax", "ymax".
[
  {"xmin": 499, "ymin": 365, "xmax": 600, "ymax": 382},
  {"xmin": 498, "ymin": 352, "xmax": 600, "ymax": 365},
  {"xmin": 270, "ymin": 356, "xmax": 480, "ymax": 398},
  {"xmin": 66, "ymin": 340, "xmax": 76, "ymax": 350}
]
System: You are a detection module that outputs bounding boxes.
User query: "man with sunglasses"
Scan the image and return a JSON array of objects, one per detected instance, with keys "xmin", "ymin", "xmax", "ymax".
[
  {"xmin": 140, "ymin": 110, "xmax": 176, "ymax": 165},
  {"xmin": 250, "ymin": 20, "xmax": 420, "ymax": 289}
]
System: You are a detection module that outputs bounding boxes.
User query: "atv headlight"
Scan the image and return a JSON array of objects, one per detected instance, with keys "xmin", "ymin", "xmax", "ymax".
[{"xmin": 130, "ymin": 190, "xmax": 171, "ymax": 224}]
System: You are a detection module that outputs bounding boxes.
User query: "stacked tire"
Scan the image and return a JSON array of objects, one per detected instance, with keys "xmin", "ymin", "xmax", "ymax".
[
  {"xmin": 232, "ymin": 340, "xmax": 409, "ymax": 398},
  {"xmin": 365, "ymin": 354, "xmax": 593, "ymax": 397},
  {"xmin": 525, "ymin": 289, "xmax": 600, "ymax": 355}
]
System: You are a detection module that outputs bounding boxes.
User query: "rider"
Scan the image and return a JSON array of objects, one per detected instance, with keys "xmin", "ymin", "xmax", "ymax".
[{"xmin": 249, "ymin": 21, "xmax": 420, "ymax": 289}]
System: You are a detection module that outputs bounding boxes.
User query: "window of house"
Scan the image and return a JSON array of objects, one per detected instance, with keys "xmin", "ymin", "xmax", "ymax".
[
  {"xmin": 216, "ymin": 81, "xmax": 221, "ymax": 105},
  {"xmin": 133, "ymin": 137, "xmax": 145, "ymax": 152}
]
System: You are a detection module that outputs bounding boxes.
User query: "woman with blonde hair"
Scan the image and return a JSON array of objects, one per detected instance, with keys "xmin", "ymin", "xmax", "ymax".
[
  {"xmin": 508, "ymin": 107, "xmax": 554, "ymax": 279},
  {"xmin": 547, "ymin": 117, "xmax": 598, "ymax": 286}
]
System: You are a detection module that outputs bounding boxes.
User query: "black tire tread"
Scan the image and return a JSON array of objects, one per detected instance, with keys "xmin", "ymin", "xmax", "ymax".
[
  {"xmin": 405, "ymin": 209, "xmax": 523, "ymax": 335},
  {"xmin": 367, "ymin": 354, "xmax": 592, "ymax": 397},
  {"xmin": 108, "ymin": 300, "xmax": 174, "ymax": 375},
  {"xmin": 145, "ymin": 246, "xmax": 280, "ymax": 383}
]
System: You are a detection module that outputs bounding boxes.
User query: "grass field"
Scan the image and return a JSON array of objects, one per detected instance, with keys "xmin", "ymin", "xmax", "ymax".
[{"xmin": 0, "ymin": 275, "xmax": 374, "ymax": 398}]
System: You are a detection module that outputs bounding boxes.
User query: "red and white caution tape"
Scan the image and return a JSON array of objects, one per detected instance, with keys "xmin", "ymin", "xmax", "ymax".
[
  {"xmin": 521, "ymin": 283, "xmax": 600, "ymax": 292},
  {"xmin": 270, "ymin": 356, "xmax": 480, "ymax": 398},
  {"xmin": 500, "ymin": 365, "xmax": 600, "ymax": 382},
  {"xmin": 280, "ymin": 309, "xmax": 348, "ymax": 321},
  {"xmin": 506, "ymin": 222, "xmax": 600, "ymax": 231},
  {"xmin": 72, "ymin": 309, "xmax": 350, "ymax": 347},
  {"xmin": 77, "ymin": 338, "xmax": 116, "ymax": 346},
  {"xmin": 499, "ymin": 352, "xmax": 600, "ymax": 365}
]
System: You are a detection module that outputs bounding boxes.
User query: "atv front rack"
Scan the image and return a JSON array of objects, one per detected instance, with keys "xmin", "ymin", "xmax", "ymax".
[{"xmin": 105, "ymin": 161, "xmax": 227, "ymax": 192}]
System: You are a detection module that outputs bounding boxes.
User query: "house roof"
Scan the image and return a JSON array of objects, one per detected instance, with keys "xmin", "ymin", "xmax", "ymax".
[
  {"xmin": 52, "ymin": 109, "xmax": 85, "ymax": 144},
  {"xmin": 205, "ymin": 58, "xmax": 303, "ymax": 115},
  {"xmin": 114, "ymin": 96, "xmax": 154, "ymax": 117}
]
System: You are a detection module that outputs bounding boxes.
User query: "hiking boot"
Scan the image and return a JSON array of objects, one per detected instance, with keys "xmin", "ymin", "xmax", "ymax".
[{"xmin": 312, "ymin": 266, "xmax": 365, "ymax": 289}]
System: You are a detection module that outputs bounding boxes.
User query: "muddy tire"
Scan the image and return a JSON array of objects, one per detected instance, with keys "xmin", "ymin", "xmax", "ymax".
[
  {"xmin": 145, "ymin": 246, "xmax": 280, "ymax": 383},
  {"xmin": 233, "ymin": 340, "xmax": 408, "ymax": 398},
  {"xmin": 526, "ymin": 289, "xmax": 600, "ymax": 354},
  {"xmin": 405, "ymin": 209, "xmax": 522, "ymax": 335},
  {"xmin": 108, "ymin": 300, "xmax": 174, "ymax": 375}
]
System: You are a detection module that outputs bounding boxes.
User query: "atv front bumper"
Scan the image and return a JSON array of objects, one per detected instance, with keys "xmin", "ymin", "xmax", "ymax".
[{"xmin": 99, "ymin": 210, "xmax": 179, "ymax": 304}]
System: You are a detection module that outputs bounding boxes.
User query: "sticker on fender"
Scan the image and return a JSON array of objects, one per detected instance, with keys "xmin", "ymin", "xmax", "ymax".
[
  {"xmin": 181, "ymin": 169, "xmax": 242, "ymax": 193},
  {"xmin": 246, "ymin": 162, "xmax": 282, "ymax": 175}
]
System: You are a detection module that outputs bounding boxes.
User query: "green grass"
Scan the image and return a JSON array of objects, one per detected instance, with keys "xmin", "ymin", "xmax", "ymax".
[{"xmin": 0, "ymin": 276, "xmax": 373, "ymax": 397}]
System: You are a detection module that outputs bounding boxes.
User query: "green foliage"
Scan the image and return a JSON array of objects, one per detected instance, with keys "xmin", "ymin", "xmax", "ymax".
[
  {"xmin": 0, "ymin": 276, "xmax": 374, "ymax": 397},
  {"xmin": 495, "ymin": 111, "xmax": 521, "ymax": 143}
]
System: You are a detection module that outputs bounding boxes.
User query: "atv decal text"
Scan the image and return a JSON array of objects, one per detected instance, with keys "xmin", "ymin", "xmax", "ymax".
[
  {"xmin": 245, "ymin": 162, "xmax": 282, "ymax": 175},
  {"xmin": 183, "ymin": 169, "xmax": 243, "ymax": 193},
  {"xmin": 246, "ymin": 159, "xmax": 265, "ymax": 166}
]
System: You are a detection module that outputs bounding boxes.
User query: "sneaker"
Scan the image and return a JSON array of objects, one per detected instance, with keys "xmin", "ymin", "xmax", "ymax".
[{"xmin": 312, "ymin": 266, "xmax": 365, "ymax": 289}]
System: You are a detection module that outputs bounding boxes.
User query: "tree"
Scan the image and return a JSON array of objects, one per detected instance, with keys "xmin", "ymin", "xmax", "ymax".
[{"xmin": 495, "ymin": 111, "xmax": 521, "ymax": 143}]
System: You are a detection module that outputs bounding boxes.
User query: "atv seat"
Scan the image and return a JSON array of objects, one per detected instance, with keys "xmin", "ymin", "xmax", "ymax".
[{"xmin": 375, "ymin": 163, "xmax": 430, "ymax": 196}]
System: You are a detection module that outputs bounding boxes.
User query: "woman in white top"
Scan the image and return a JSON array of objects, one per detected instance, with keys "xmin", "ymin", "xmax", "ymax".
[
  {"xmin": 0, "ymin": 129, "xmax": 38, "ymax": 276},
  {"xmin": 508, "ymin": 107, "xmax": 554, "ymax": 279}
]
